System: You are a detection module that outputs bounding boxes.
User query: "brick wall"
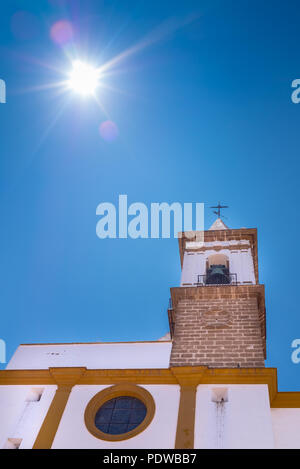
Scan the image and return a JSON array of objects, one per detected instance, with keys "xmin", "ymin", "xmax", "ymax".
[{"xmin": 170, "ymin": 286, "xmax": 265, "ymax": 368}]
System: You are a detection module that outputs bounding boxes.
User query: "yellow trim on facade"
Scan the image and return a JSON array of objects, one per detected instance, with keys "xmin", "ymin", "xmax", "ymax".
[
  {"xmin": 0, "ymin": 366, "xmax": 299, "ymax": 408},
  {"xmin": 174, "ymin": 384, "xmax": 197, "ymax": 449},
  {"xmin": 270, "ymin": 392, "xmax": 300, "ymax": 408},
  {"xmin": 171, "ymin": 367, "xmax": 206, "ymax": 449},
  {"xmin": 84, "ymin": 384, "xmax": 155, "ymax": 442},
  {"xmin": 33, "ymin": 384, "xmax": 72, "ymax": 449},
  {"xmin": 32, "ymin": 368, "xmax": 86, "ymax": 449}
]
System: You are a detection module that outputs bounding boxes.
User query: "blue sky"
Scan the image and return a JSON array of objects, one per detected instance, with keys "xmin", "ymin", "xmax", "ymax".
[{"xmin": 0, "ymin": 0, "xmax": 299, "ymax": 390}]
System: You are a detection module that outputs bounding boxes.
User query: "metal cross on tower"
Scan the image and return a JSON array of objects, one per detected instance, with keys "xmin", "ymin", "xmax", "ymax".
[{"xmin": 210, "ymin": 202, "xmax": 229, "ymax": 219}]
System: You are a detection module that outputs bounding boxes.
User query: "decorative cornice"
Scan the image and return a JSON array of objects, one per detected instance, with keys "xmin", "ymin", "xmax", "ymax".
[
  {"xmin": 80, "ymin": 368, "xmax": 177, "ymax": 384},
  {"xmin": 170, "ymin": 366, "xmax": 206, "ymax": 386},
  {"xmin": 271, "ymin": 392, "xmax": 300, "ymax": 408},
  {"xmin": 0, "ymin": 366, "xmax": 298, "ymax": 407},
  {"xmin": 185, "ymin": 243, "xmax": 251, "ymax": 254},
  {"xmin": 0, "ymin": 369, "xmax": 55, "ymax": 385},
  {"xmin": 170, "ymin": 284, "xmax": 265, "ymax": 306},
  {"xmin": 49, "ymin": 367, "xmax": 86, "ymax": 387}
]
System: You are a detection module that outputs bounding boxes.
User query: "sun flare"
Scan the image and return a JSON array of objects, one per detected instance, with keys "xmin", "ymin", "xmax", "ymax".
[{"xmin": 67, "ymin": 60, "xmax": 100, "ymax": 96}]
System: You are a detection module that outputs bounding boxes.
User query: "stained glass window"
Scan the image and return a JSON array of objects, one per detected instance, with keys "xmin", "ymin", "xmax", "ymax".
[{"xmin": 94, "ymin": 396, "xmax": 147, "ymax": 435}]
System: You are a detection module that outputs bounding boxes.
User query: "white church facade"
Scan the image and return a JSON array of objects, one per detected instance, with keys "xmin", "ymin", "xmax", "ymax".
[{"xmin": 0, "ymin": 219, "xmax": 299, "ymax": 449}]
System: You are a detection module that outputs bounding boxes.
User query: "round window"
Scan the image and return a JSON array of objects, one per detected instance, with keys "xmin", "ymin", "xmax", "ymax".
[
  {"xmin": 94, "ymin": 396, "xmax": 147, "ymax": 435},
  {"xmin": 84, "ymin": 384, "xmax": 155, "ymax": 441}
]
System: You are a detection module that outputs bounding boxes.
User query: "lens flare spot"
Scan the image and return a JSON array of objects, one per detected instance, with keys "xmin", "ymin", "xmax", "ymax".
[
  {"xmin": 99, "ymin": 121, "xmax": 119, "ymax": 142},
  {"xmin": 50, "ymin": 20, "xmax": 74, "ymax": 45}
]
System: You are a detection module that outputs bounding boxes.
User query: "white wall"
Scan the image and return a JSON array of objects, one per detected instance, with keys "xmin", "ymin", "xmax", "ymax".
[
  {"xmin": 52, "ymin": 384, "xmax": 180, "ymax": 449},
  {"xmin": 194, "ymin": 384, "xmax": 275, "ymax": 449},
  {"xmin": 6, "ymin": 342, "xmax": 172, "ymax": 370},
  {"xmin": 271, "ymin": 408, "xmax": 300, "ymax": 449},
  {"xmin": 0, "ymin": 385, "xmax": 57, "ymax": 449},
  {"xmin": 1, "ymin": 382, "xmax": 300, "ymax": 449}
]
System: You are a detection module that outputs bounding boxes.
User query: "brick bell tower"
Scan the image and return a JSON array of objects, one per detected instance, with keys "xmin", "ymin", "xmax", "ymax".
[{"xmin": 169, "ymin": 217, "xmax": 266, "ymax": 368}]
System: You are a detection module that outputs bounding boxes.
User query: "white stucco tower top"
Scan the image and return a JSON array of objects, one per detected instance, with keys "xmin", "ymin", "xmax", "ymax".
[{"xmin": 179, "ymin": 218, "xmax": 257, "ymax": 287}]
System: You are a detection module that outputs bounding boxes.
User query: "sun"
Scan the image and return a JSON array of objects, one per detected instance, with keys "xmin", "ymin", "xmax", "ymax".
[{"xmin": 67, "ymin": 60, "xmax": 100, "ymax": 96}]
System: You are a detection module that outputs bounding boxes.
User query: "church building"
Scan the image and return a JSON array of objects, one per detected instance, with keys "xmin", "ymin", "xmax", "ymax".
[{"xmin": 0, "ymin": 219, "xmax": 299, "ymax": 449}]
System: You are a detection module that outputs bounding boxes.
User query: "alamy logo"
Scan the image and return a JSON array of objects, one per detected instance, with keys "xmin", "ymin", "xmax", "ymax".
[
  {"xmin": 0, "ymin": 79, "xmax": 6, "ymax": 103},
  {"xmin": 291, "ymin": 339, "xmax": 300, "ymax": 364},
  {"xmin": 96, "ymin": 195, "xmax": 204, "ymax": 240},
  {"xmin": 0, "ymin": 339, "xmax": 6, "ymax": 363}
]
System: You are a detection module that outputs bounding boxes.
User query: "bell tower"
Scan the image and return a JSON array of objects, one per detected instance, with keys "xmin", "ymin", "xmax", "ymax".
[{"xmin": 169, "ymin": 218, "xmax": 266, "ymax": 368}]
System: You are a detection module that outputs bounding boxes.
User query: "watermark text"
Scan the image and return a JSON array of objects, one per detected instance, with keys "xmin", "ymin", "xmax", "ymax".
[
  {"xmin": 291, "ymin": 338, "xmax": 300, "ymax": 364},
  {"xmin": 96, "ymin": 195, "xmax": 204, "ymax": 241},
  {"xmin": 0, "ymin": 79, "xmax": 6, "ymax": 103},
  {"xmin": 0, "ymin": 339, "xmax": 6, "ymax": 364}
]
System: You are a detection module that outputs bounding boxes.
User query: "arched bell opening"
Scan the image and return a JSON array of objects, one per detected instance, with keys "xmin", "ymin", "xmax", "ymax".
[{"xmin": 206, "ymin": 254, "xmax": 230, "ymax": 285}]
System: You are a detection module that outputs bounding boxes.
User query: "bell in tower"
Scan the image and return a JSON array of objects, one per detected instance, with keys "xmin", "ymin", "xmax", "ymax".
[
  {"xmin": 205, "ymin": 253, "xmax": 231, "ymax": 285},
  {"xmin": 206, "ymin": 264, "xmax": 230, "ymax": 285}
]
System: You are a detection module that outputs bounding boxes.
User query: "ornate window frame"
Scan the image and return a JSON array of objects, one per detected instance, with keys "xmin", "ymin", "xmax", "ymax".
[{"xmin": 84, "ymin": 383, "xmax": 156, "ymax": 442}]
